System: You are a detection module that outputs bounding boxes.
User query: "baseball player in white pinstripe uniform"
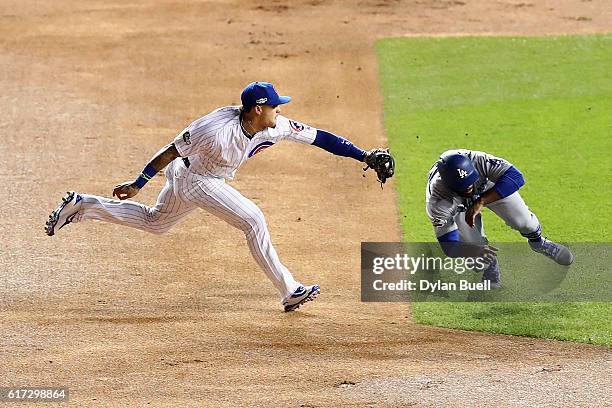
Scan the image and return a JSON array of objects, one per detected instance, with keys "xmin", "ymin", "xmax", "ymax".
[{"xmin": 45, "ymin": 82, "xmax": 390, "ymax": 312}]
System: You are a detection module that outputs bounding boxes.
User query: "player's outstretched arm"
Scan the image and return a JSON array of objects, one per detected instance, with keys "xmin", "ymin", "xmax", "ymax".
[
  {"xmin": 311, "ymin": 129, "xmax": 395, "ymax": 185},
  {"xmin": 311, "ymin": 129, "xmax": 367, "ymax": 161},
  {"xmin": 113, "ymin": 143, "xmax": 180, "ymax": 200}
]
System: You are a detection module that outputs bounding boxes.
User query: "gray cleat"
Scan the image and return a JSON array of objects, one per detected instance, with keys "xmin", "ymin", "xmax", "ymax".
[
  {"xmin": 481, "ymin": 259, "xmax": 501, "ymax": 289},
  {"xmin": 529, "ymin": 238, "xmax": 574, "ymax": 266}
]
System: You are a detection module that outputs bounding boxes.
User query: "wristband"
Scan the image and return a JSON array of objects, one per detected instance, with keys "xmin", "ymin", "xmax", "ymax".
[{"xmin": 134, "ymin": 164, "xmax": 157, "ymax": 189}]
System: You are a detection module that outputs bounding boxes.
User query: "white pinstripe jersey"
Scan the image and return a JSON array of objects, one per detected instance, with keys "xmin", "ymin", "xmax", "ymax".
[
  {"xmin": 426, "ymin": 149, "xmax": 512, "ymax": 237},
  {"xmin": 172, "ymin": 106, "xmax": 317, "ymax": 180}
]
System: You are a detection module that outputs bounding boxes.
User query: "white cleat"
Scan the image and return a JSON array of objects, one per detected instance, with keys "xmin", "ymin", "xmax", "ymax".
[
  {"xmin": 283, "ymin": 284, "xmax": 320, "ymax": 312},
  {"xmin": 44, "ymin": 191, "xmax": 82, "ymax": 236}
]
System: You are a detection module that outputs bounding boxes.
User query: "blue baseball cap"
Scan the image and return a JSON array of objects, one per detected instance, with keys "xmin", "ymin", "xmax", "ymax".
[
  {"xmin": 241, "ymin": 82, "xmax": 291, "ymax": 109},
  {"xmin": 437, "ymin": 153, "xmax": 480, "ymax": 193}
]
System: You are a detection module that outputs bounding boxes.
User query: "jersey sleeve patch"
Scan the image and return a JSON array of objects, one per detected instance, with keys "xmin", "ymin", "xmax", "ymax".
[
  {"xmin": 182, "ymin": 131, "xmax": 191, "ymax": 145},
  {"xmin": 248, "ymin": 141, "xmax": 275, "ymax": 157},
  {"xmin": 289, "ymin": 120, "xmax": 305, "ymax": 132}
]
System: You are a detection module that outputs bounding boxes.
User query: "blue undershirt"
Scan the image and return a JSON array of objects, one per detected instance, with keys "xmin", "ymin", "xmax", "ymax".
[
  {"xmin": 312, "ymin": 129, "xmax": 366, "ymax": 161},
  {"xmin": 438, "ymin": 230, "xmax": 462, "ymax": 256},
  {"xmin": 438, "ymin": 229, "xmax": 460, "ymax": 243}
]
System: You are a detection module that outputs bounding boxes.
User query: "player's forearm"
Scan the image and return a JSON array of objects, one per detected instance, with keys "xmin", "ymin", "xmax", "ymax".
[
  {"xmin": 478, "ymin": 188, "xmax": 502, "ymax": 206},
  {"xmin": 149, "ymin": 143, "xmax": 180, "ymax": 171},
  {"xmin": 311, "ymin": 129, "xmax": 366, "ymax": 161},
  {"xmin": 134, "ymin": 144, "xmax": 180, "ymax": 188}
]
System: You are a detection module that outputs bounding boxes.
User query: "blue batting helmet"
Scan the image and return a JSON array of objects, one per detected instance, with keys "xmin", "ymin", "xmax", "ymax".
[{"xmin": 437, "ymin": 152, "xmax": 480, "ymax": 192}]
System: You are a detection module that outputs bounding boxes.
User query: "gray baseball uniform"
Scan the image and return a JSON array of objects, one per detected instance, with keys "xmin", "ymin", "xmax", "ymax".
[{"xmin": 426, "ymin": 149, "xmax": 540, "ymax": 242}]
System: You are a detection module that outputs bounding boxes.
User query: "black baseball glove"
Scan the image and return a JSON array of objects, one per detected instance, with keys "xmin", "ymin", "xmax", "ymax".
[{"xmin": 364, "ymin": 148, "xmax": 395, "ymax": 187}]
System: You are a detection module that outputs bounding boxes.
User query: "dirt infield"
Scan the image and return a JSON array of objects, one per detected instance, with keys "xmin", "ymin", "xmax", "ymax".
[{"xmin": 1, "ymin": 1, "xmax": 610, "ymax": 407}]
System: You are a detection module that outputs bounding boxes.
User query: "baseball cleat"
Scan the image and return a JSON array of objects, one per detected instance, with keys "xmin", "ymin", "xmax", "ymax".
[
  {"xmin": 283, "ymin": 284, "xmax": 320, "ymax": 312},
  {"xmin": 481, "ymin": 259, "xmax": 501, "ymax": 289},
  {"xmin": 529, "ymin": 238, "xmax": 574, "ymax": 266},
  {"xmin": 44, "ymin": 191, "xmax": 82, "ymax": 236}
]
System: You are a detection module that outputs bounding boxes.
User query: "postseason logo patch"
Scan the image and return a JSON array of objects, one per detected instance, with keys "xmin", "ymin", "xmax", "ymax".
[
  {"xmin": 289, "ymin": 120, "xmax": 304, "ymax": 132},
  {"xmin": 248, "ymin": 141, "xmax": 275, "ymax": 157}
]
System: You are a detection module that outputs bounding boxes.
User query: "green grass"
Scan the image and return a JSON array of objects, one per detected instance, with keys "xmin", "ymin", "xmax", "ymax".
[{"xmin": 376, "ymin": 34, "xmax": 612, "ymax": 345}]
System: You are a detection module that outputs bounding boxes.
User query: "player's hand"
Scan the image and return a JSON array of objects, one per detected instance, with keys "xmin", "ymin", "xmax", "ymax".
[
  {"xmin": 112, "ymin": 181, "xmax": 140, "ymax": 200},
  {"xmin": 480, "ymin": 244, "xmax": 499, "ymax": 263},
  {"xmin": 465, "ymin": 198, "xmax": 484, "ymax": 227}
]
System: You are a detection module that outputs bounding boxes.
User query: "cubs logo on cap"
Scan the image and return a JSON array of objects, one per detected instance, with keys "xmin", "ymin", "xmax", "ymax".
[{"xmin": 241, "ymin": 82, "xmax": 291, "ymax": 108}]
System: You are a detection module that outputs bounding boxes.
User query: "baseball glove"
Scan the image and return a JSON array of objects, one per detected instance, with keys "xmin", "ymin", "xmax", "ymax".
[{"xmin": 363, "ymin": 148, "xmax": 395, "ymax": 187}]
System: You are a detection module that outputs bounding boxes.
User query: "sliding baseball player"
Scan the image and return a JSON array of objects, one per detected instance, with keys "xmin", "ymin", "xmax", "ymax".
[{"xmin": 427, "ymin": 149, "xmax": 574, "ymax": 287}]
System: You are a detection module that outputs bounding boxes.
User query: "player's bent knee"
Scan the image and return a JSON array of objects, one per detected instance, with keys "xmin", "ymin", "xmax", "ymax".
[
  {"xmin": 241, "ymin": 219, "xmax": 265, "ymax": 236},
  {"xmin": 148, "ymin": 227, "xmax": 169, "ymax": 235},
  {"xmin": 146, "ymin": 219, "xmax": 175, "ymax": 235},
  {"xmin": 241, "ymin": 208, "xmax": 267, "ymax": 231},
  {"xmin": 507, "ymin": 214, "xmax": 538, "ymax": 233},
  {"xmin": 506, "ymin": 218, "xmax": 528, "ymax": 231}
]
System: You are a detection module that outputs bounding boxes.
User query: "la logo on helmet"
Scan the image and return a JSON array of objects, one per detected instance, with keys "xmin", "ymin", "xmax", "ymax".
[{"xmin": 457, "ymin": 169, "xmax": 468, "ymax": 178}]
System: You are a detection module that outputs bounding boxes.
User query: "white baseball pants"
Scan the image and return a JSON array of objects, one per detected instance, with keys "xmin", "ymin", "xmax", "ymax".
[
  {"xmin": 455, "ymin": 191, "xmax": 541, "ymax": 242},
  {"xmin": 74, "ymin": 159, "xmax": 301, "ymax": 299}
]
